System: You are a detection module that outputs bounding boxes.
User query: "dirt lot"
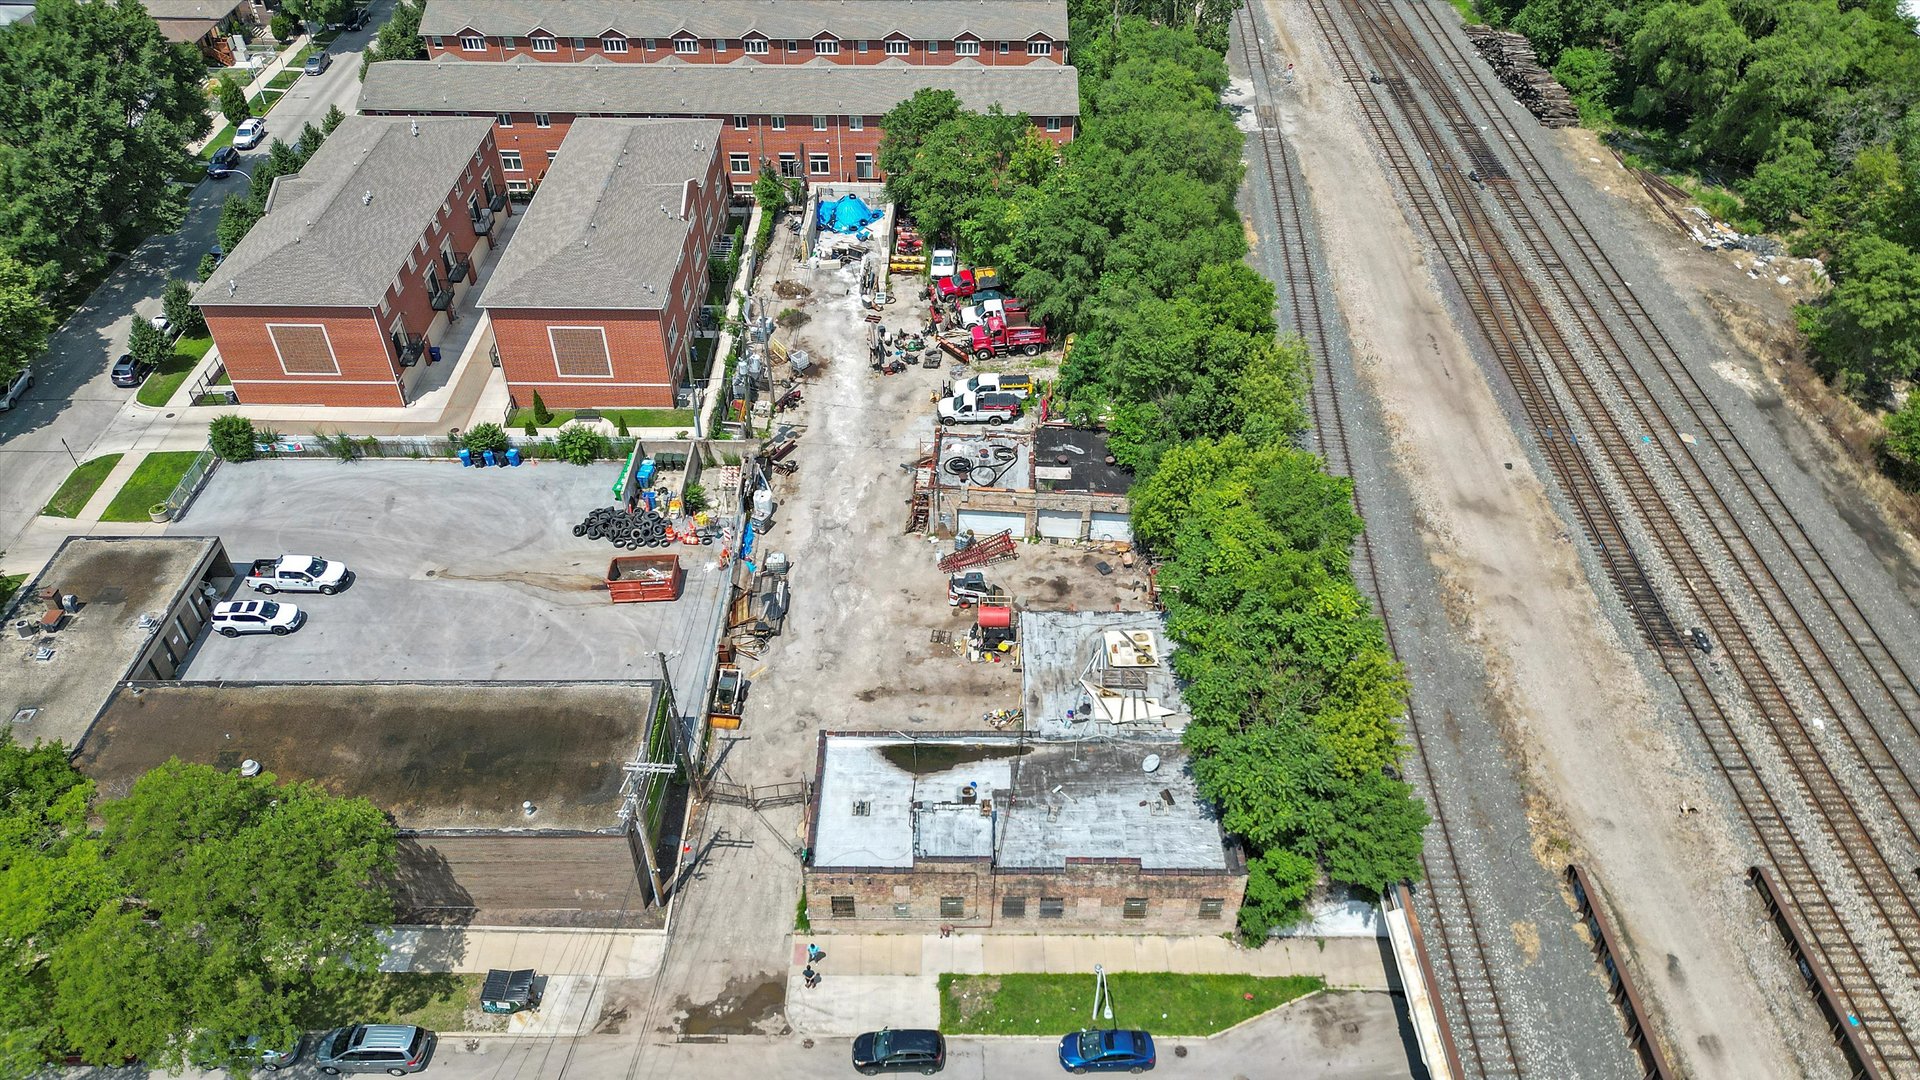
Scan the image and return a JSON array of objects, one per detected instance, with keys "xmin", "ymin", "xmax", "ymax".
[
  {"xmin": 1259, "ymin": 1, "xmax": 1828, "ymax": 1076},
  {"xmin": 640, "ymin": 209, "xmax": 1152, "ymax": 1037}
]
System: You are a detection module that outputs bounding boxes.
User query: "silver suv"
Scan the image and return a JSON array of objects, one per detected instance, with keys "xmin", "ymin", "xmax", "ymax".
[
  {"xmin": 0, "ymin": 366, "xmax": 30, "ymax": 411},
  {"xmin": 315, "ymin": 1024, "xmax": 435, "ymax": 1075}
]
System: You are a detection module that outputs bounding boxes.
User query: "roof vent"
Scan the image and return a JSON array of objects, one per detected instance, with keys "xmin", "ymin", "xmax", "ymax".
[
  {"xmin": 227, "ymin": 280, "xmax": 237, "ymax": 297},
  {"xmin": 363, "ymin": 189, "xmax": 374, "ymax": 205},
  {"xmin": 1142, "ymin": 754, "xmax": 1161, "ymax": 773},
  {"xmin": 239, "ymin": 759, "xmax": 262, "ymax": 777},
  {"xmin": 11, "ymin": 708, "xmax": 36, "ymax": 725},
  {"xmin": 411, "ymin": 119, "xmax": 420, "ymax": 137}
]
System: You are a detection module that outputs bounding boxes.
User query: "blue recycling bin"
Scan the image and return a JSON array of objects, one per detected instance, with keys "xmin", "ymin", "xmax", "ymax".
[
  {"xmin": 482, "ymin": 449, "xmax": 497, "ymax": 467},
  {"xmin": 506, "ymin": 448, "xmax": 521, "ymax": 466},
  {"xmin": 458, "ymin": 448, "xmax": 473, "ymax": 467},
  {"xmin": 429, "ymin": 346, "xmax": 442, "ymax": 363}
]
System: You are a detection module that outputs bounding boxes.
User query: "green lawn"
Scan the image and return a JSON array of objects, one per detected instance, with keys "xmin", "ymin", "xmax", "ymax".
[
  {"xmin": 0, "ymin": 572, "xmax": 24, "ymax": 613},
  {"xmin": 100, "ymin": 451, "xmax": 203, "ymax": 522},
  {"xmin": 254, "ymin": 89, "xmax": 285, "ymax": 115},
  {"xmin": 939, "ymin": 973, "xmax": 1324, "ymax": 1037},
  {"xmin": 508, "ymin": 407, "xmax": 696, "ymax": 430},
  {"xmin": 198, "ymin": 123, "xmax": 239, "ymax": 162},
  {"xmin": 137, "ymin": 334, "xmax": 214, "ymax": 407},
  {"xmin": 297, "ymin": 973, "xmax": 485, "ymax": 1035},
  {"xmin": 41, "ymin": 455, "xmax": 123, "ymax": 518},
  {"xmin": 266, "ymin": 68, "xmax": 301, "ymax": 90}
]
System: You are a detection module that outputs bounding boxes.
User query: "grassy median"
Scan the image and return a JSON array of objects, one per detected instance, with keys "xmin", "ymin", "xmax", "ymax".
[
  {"xmin": 137, "ymin": 334, "xmax": 214, "ymax": 408},
  {"xmin": 41, "ymin": 454, "xmax": 123, "ymax": 518},
  {"xmin": 100, "ymin": 451, "xmax": 203, "ymax": 522},
  {"xmin": 939, "ymin": 972, "xmax": 1323, "ymax": 1037}
]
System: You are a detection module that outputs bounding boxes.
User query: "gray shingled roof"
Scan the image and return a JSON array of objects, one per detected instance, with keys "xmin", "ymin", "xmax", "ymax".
[
  {"xmin": 420, "ymin": 0, "xmax": 1067, "ymax": 42},
  {"xmin": 482, "ymin": 118, "xmax": 722, "ymax": 311},
  {"xmin": 359, "ymin": 55, "xmax": 1080, "ymax": 117},
  {"xmin": 141, "ymin": 0, "xmax": 244, "ymax": 19},
  {"xmin": 195, "ymin": 116, "xmax": 495, "ymax": 309}
]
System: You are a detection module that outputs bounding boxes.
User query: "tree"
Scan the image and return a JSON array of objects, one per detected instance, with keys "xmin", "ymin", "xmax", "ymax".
[
  {"xmin": 268, "ymin": 11, "xmax": 297, "ymax": 41},
  {"xmin": 217, "ymin": 73, "xmax": 250, "ymax": 129},
  {"xmin": 359, "ymin": 0, "xmax": 425, "ymax": 77},
  {"xmin": 126, "ymin": 318, "xmax": 168, "ymax": 371},
  {"xmin": 322, "ymin": 103, "xmax": 347, "ymax": 134},
  {"xmin": 217, "ymin": 194, "xmax": 263, "ymax": 255},
  {"xmin": 751, "ymin": 165, "xmax": 786, "ymax": 211},
  {"xmin": 300, "ymin": 121, "xmax": 325, "ymax": 156},
  {"xmin": 530, "ymin": 390, "xmax": 553, "ymax": 425},
  {"xmin": 1799, "ymin": 233, "xmax": 1920, "ymax": 396},
  {"xmin": 208, "ymin": 414, "xmax": 258, "ymax": 461},
  {"xmin": 162, "ymin": 278, "xmax": 202, "ymax": 338},
  {"xmin": 0, "ymin": 0, "xmax": 211, "ymax": 285},
  {"xmin": 0, "ymin": 253, "xmax": 52, "ymax": 384}
]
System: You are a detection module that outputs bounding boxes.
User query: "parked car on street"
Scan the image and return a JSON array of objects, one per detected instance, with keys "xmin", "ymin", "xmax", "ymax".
[
  {"xmin": 1, "ymin": 366, "xmax": 33, "ymax": 411},
  {"xmin": 211, "ymin": 599, "xmax": 305, "ymax": 637},
  {"xmin": 1058, "ymin": 1029, "xmax": 1156, "ymax": 1073},
  {"xmin": 191, "ymin": 1034, "xmax": 300, "ymax": 1073},
  {"xmin": 110, "ymin": 353, "xmax": 152, "ymax": 388},
  {"xmin": 314, "ymin": 1024, "xmax": 436, "ymax": 1075},
  {"xmin": 245, "ymin": 554, "xmax": 351, "ymax": 594},
  {"xmin": 345, "ymin": 6, "xmax": 370, "ymax": 29},
  {"xmin": 206, "ymin": 145, "xmax": 241, "ymax": 177},
  {"xmin": 303, "ymin": 50, "xmax": 332, "ymax": 75},
  {"xmin": 232, "ymin": 118, "xmax": 267, "ymax": 149},
  {"xmin": 852, "ymin": 1028, "xmax": 945, "ymax": 1074}
]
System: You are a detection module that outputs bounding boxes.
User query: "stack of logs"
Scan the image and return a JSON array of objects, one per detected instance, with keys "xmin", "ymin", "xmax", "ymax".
[{"xmin": 1463, "ymin": 25, "xmax": 1578, "ymax": 127}]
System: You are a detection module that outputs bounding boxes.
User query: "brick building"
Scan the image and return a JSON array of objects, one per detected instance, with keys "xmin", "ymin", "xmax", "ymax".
[
  {"xmin": 418, "ymin": 0, "xmax": 1069, "ymax": 67},
  {"xmin": 804, "ymin": 734, "xmax": 1245, "ymax": 933},
  {"xmin": 357, "ymin": 58, "xmax": 1080, "ymax": 189},
  {"xmin": 483, "ymin": 118, "xmax": 727, "ymax": 410},
  {"xmin": 194, "ymin": 116, "xmax": 506, "ymax": 407}
]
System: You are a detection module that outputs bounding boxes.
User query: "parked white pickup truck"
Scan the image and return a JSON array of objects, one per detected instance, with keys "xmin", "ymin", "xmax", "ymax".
[{"xmin": 244, "ymin": 555, "xmax": 351, "ymax": 594}]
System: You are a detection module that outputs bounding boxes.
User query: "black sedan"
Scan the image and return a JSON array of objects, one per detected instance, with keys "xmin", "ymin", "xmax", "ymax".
[
  {"xmin": 110, "ymin": 353, "xmax": 152, "ymax": 388},
  {"xmin": 852, "ymin": 1028, "xmax": 945, "ymax": 1074},
  {"xmin": 206, "ymin": 145, "xmax": 240, "ymax": 178}
]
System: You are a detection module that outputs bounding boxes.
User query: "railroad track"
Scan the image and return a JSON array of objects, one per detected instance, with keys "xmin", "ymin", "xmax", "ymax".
[
  {"xmin": 1228, "ymin": 7, "xmax": 1506, "ymax": 1078},
  {"xmin": 1298, "ymin": 0, "xmax": 1920, "ymax": 1072}
]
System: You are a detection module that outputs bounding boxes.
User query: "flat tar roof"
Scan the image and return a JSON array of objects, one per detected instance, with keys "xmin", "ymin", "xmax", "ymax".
[
  {"xmin": 1033, "ymin": 425, "xmax": 1131, "ymax": 495},
  {"xmin": 1, "ymin": 536, "xmax": 221, "ymax": 750},
  {"xmin": 811, "ymin": 733, "xmax": 1227, "ymax": 871},
  {"xmin": 73, "ymin": 680, "xmax": 658, "ymax": 832},
  {"xmin": 1020, "ymin": 610, "xmax": 1187, "ymax": 735}
]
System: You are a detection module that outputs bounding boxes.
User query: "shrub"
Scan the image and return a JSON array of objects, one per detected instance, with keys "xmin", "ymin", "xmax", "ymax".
[
  {"xmin": 616, "ymin": 416, "xmax": 630, "ymax": 437},
  {"xmin": 162, "ymin": 279, "xmax": 204, "ymax": 337},
  {"xmin": 269, "ymin": 11, "xmax": 297, "ymax": 40},
  {"xmin": 461, "ymin": 423, "xmax": 509, "ymax": 454},
  {"xmin": 556, "ymin": 425, "xmax": 608, "ymax": 465},
  {"xmin": 776, "ymin": 307, "xmax": 809, "ymax": 330},
  {"xmin": 682, "ymin": 482, "xmax": 708, "ymax": 514},
  {"xmin": 208, "ymin": 415, "xmax": 257, "ymax": 462},
  {"xmin": 523, "ymin": 419, "xmax": 537, "ymax": 436},
  {"xmin": 198, "ymin": 253, "xmax": 220, "ymax": 281},
  {"xmin": 531, "ymin": 390, "xmax": 553, "ymax": 425}
]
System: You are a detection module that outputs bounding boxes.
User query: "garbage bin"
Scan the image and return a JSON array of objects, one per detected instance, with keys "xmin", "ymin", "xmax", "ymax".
[
  {"xmin": 506, "ymin": 447, "xmax": 521, "ymax": 466},
  {"xmin": 458, "ymin": 448, "xmax": 473, "ymax": 467},
  {"xmin": 429, "ymin": 346, "xmax": 442, "ymax": 363},
  {"xmin": 482, "ymin": 449, "xmax": 497, "ymax": 467}
]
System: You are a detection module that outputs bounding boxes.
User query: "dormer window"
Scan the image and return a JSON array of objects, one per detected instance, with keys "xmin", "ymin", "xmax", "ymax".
[
  {"xmin": 530, "ymin": 34, "xmax": 556, "ymax": 52},
  {"xmin": 603, "ymin": 36, "xmax": 628, "ymax": 52},
  {"xmin": 674, "ymin": 36, "xmax": 699, "ymax": 53}
]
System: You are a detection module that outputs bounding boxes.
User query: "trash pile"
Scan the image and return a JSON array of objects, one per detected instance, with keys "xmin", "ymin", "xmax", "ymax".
[
  {"xmin": 572, "ymin": 506, "xmax": 718, "ymax": 549},
  {"xmin": 1463, "ymin": 25, "xmax": 1577, "ymax": 127}
]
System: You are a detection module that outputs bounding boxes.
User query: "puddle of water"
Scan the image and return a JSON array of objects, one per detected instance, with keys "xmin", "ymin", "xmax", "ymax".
[
  {"xmin": 880, "ymin": 742, "xmax": 1030, "ymax": 775},
  {"xmin": 676, "ymin": 974, "xmax": 786, "ymax": 1035}
]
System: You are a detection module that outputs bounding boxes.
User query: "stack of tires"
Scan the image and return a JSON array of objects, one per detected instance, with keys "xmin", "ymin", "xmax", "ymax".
[{"xmin": 573, "ymin": 506, "xmax": 674, "ymax": 550}]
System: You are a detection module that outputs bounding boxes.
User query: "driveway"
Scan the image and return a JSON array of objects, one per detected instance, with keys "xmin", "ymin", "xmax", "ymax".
[{"xmin": 0, "ymin": 4, "xmax": 392, "ymax": 570}]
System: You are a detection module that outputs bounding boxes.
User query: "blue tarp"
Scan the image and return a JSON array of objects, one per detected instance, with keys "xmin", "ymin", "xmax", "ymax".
[{"xmin": 817, "ymin": 194, "xmax": 881, "ymax": 234}]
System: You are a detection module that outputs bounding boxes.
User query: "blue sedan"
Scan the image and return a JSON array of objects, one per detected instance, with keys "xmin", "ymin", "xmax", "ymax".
[{"xmin": 1058, "ymin": 1029, "xmax": 1155, "ymax": 1073}]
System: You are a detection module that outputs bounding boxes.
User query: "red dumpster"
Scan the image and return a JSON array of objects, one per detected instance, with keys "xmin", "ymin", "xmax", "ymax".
[{"xmin": 606, "ymin": 554, "xmax": 684, "ymax": 603}]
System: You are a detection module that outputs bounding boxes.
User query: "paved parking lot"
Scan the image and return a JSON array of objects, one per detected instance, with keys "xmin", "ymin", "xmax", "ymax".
[{"xmin": 169, "ymin": 458, "xmax": 729, "ymax": 708}]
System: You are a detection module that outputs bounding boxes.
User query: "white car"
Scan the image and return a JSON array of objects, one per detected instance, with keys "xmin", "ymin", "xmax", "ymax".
[
  {"xmin": 211, "ymin": 599, "xmax": 305, "ymax": 637},
  {"xmin": 232, "ymin": 118, "xmax": 267, "ymax": 150},
  {"xmin": 929, "ymin": 248, "xmax": 957, "ymax": 279},
  {"xmin": 0, "ymin": 366, "xmax": 30, "ymax": 411}
]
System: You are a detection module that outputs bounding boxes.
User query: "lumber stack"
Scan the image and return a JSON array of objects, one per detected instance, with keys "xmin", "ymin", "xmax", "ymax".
[{"xmin": 1463, "ymin": 25, "xmax": 1579, "ymax": 128}]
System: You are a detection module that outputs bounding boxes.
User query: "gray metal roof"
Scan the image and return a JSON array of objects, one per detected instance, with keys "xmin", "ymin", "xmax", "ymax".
[
  {"xmin": 359, "ymin": 55, "xmax": 1080, "ymax": 117},
  {"xmin": 195, "ymin": 116, "xmax": 495, "ymax": 309},
  {"xmin": 421, "ymin": 0, "xmax": 1068, "ymax": 42},
  {"xmin": 482, "ymin": 118, "xmax": 722, "ymax": 310}
]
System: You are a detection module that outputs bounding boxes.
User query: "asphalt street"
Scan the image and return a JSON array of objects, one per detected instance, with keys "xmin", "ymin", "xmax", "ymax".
[{"xmin": 0, "ymin": 8, "xmax": 387, "ymax": 563}]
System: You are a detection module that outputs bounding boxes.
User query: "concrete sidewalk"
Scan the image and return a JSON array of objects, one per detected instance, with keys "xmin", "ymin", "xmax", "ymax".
[
  {"xmin": 379, "ymin": 926, "xmax": 667, "ymax": 979},
  {"xmin": 796, "ymin": 932, "xmax": 1395, "ymax": 988}
]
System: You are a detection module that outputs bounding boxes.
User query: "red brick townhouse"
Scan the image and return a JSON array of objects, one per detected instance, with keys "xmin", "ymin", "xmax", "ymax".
[
  {"xmin": 483, "ymin": 118, "xmax": 727, "ymax": 409},
  {"xmin": 195, "ymin": 116, "xmax": 507, "ymax": 407},
  {"xmin": 419, "ymin": 0, "xmax": 1068, "ymax": 67},
  {"xmin": 357, "ymin": 58, "xmax": 1080, "ymax": 189}
]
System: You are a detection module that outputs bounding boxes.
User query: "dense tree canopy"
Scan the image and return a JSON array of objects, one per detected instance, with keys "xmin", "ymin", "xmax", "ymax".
[
  {"xmin": 884, "ymin": 16, "xmax": 1427, "ymax": 938},
  {"xmin": 0, "ymin": 740, "xmax": 396, "ymax": 1070},
  {"xmin": 0, "ymin": 0, "xmax": 209, "ymax": 291}
]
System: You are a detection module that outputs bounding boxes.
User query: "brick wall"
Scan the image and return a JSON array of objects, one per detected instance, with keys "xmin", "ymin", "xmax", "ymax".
[
  {"xmin": 802, "ymin": 855, "xmax": 1246, "ymax": 934},
  {"xmin": 425, "ymin": 33, "xmax": 1064, "ymax": 67},
  {"xmin": 206, "ymin": 306, "xmax": 406, "ymax": 407},
  {"xmin": 390, "ymin": 833, "xmax": 656, "ymax": 928}
]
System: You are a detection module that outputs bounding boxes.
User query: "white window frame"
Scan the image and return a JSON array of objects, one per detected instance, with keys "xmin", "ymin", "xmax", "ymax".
[
  {"xmin": 535, "ymin": 112, "xmax": 551, "ymax": 128},
  {"xmin": 1028, "ymin": 39, "xmax": 1052, "ymax": 56},
  {"xmin": 729, "ymin": 153, "xmax": 750, "ymax": 174},
  {"xmin": 501, "ymin": 35, "xmax": 515, "ymax": 48},
  {"xmin": 529, "ymin": 34, "xmax": 556, "ymax": 52},
  {"xmin": 643, "ymin": 37, "xmax": 657, "ymax": 50},
  {"xmin": 743, "ymin": 37, "xmax": 768, "ymax": 54},
  {"xmin": 266, "ymin": 323, "xmax": 340, "ymax": 377},
  {"xmin": 771, "ymin": 115, "xmax": 786, "ymax": 131},
  {"xmin": 1045, "ymin": 115, "xmax": 1062, "ymax": 132},
  {"xmin": 500, "ymin": 149, "xmax": 524, "ymax": 171},
  {"xmin": 808, "ymin": 153, "xmax": 830, "ymax": 175},
  {"xmin": 459, "ymin": 34, "xmax": 484, "ymax": 51},
  {"xmin": 813, "ymin": 37, "xmax": 838, "ymax": 55},
  {"xmin": 849, "ymin": 115, "xmax": 863, "ymax": 132},
  {"xmin": 732, "ymin": 114, "xmax": 748, "ymax": 130},
  {"xmin": 548, "ymin": 325, "xmax": 613, "ymax": 379},
  {"xmin": 855, "ymin": 39, "xmax": 869, "ymax": 53},
  {"xmin": 673, "ymin": 36, "xmax": 698, "ymax": 54},
  {"xmin": 999, "ymin": 41, "xmax": 1011, "ymax": 53},
  {"xmin": 496, "ymin": 112, "xmax": 513, "ymax": 127},
  {"xmin": 570, "ymin": 37, "xmax": 585, "ymax": 50},
  {"xmin": 955, "ymin": 38, "xmax": 979, "ymax": 56},
  {"xmin": 812, "ymin": 115, "xmax": 827, "ymax": 132},
  {"xmin": 602, "ymin": 36, "xmax": 628, "ymax": 53},
  {"xmin": 545, "ymin": 149, "xmax": 558, "ymax": 162},
  {"xmin": 927, "ymin": 40, "xmax": 939, "ymax": 53},
  {"xmin": 506, "ymin": 178, "xmax": 530, "ymax": 193},
  {"xmin": 428, "ymin": 34, "xmax": 442, "ymax": 48},
  {"xmin": 885, "ymin": 39, "xmax": 910, "ymax": 55}
]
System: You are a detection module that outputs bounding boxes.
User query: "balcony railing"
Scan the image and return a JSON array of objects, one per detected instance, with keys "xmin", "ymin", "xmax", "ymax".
[
  {"xmin": 446, "ymin": 253, "xmax": 472, "ymax": 283},
  {"xmin": 470, "ymin": 207, "xmax": 493, "ymax": 236},
  {"xmin": 428, "ymin": 285, "xmax": 454, "ymax": 311},
  {"xmin": 489, "ymin": 193, "xmax": 509, "ymax": 213},
  {"xmin": 393, "ymin": 332, "xmax": 426, "ymax": 366}
]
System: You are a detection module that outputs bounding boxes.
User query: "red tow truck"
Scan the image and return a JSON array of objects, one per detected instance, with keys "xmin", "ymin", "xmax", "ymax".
[
  {"xmin": 937, "ymin": 313, "xmax": 1050, "ymax": 362},
  {"xmin": 933, "ymin": 266, "xmax": 1002, "ymax": 303}
]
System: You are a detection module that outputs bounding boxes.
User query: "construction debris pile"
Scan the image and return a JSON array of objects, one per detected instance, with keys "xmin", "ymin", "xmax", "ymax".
[{"xmin": 1463, "ymin": 26, "xmax": 1577, "ymax": 127}]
